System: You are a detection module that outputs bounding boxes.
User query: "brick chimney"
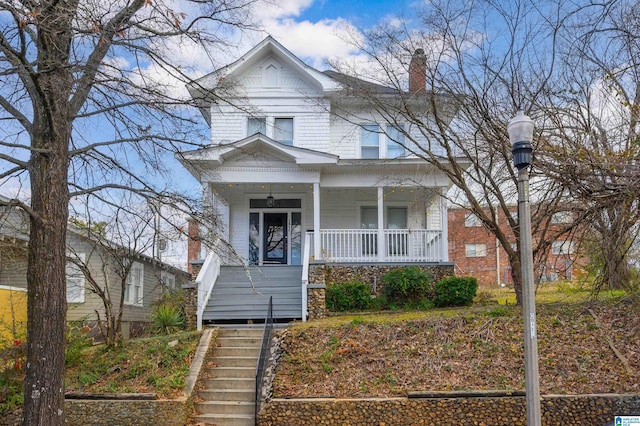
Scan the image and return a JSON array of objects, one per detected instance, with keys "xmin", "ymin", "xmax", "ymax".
[
  {"xmin": 187, "ymin": 218, "xmax": 201, "ymax": 275},
  {"xmin": 409, "ymin": 48, "xmax": 427, "ymax": 93}
]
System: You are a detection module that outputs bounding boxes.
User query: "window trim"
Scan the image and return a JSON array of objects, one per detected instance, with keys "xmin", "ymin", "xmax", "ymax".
[{"xmin": 124, "ymin": 261, "xmax": 144, "ymax": 307}]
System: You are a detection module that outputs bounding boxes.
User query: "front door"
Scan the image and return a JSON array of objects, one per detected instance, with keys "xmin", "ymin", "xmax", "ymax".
[{"xmin": 263, "ymin": 213, "xmax": 288, "ymax": 264}]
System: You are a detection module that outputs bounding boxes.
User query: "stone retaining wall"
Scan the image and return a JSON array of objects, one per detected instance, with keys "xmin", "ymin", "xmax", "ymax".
[
  {"xmin": 320, "ymin": 263, "xmax": 455, "ymax": 296},
  {"xmin": 305, "ymin": 263, "xmax": 455, "ymax": 319},
  {"xmin": 259, "ymin": 394, "xmax": 640, "ymax": 425}
]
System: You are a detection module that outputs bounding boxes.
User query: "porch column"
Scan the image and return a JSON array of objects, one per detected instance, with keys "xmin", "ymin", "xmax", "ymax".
[
  {"xmin": 377, "ymin": 186, "xmax": 384, "ymax": 261},
  {"xmin": 440, "ymin": 187, "xmax": 449, "ymax": 261},
  {"xmin": 314, "ymin": 182, "xmax": 321, "ymax": 259}
]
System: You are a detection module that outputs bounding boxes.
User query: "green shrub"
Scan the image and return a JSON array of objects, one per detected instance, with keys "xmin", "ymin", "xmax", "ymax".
[
  {"xmin": 382, "ymin": 267, "xmax": 433, "ymax": 306},
  {"xmin": 150, "ymin": 289, "xmax": 186, "ymax": 335},
  {"xmin": 433, "ymin": 276, "xmax": 478, "ymax": 308},
  {"xmin": 326, "ymin": 280, "xmax": 372, "ymax": 311},
  {"xmin": 65, "ymin": 325, "xmax": 93, "ymax": 366},
  {"xmin": 151, "ymin": 305, "xmax": 185, "ymax": 335}
]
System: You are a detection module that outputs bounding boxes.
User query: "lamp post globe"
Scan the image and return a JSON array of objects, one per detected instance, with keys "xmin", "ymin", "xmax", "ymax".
[{"xmin": 508, "ymin": 110, "xmax": 534, "ymax": 169}]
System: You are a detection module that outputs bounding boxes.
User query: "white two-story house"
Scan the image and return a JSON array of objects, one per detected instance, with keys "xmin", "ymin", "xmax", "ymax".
[{"xmin": 179, "ymin": 37, "xmax": 461, "ymax": 326}]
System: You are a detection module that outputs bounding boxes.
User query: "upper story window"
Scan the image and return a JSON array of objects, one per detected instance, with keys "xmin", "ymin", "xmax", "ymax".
[
  {"xmin": 247, "ymin": 117, "xmax": 266, "ymax": 136},
  {"xmin": 360, "ymin": 124, "xmax": 406, "ymax": 159},
  {"xmin": 125, "ymin": 261, "xmax": 144, "ymax": 307},
  {"xmin": 464, "ymin": 213, "xmax": 482, "ymax": 227},
  {"xmin": 274, "ymin": 118, "xmax": 294, "ymax": 146},
  {"xmin": 551, "ymin": 212, "xmax": 572, "ymax": 224},
  {"xmin": 386, "ymin": 125, "xmax": 406, "ymax": 158},
  {"xmin": 465, "ymin": 243, "xmax": 487, "ymax": 257},
  {"xmin": 552, "ymin": 240, "xmax": 574, "ymax": 255}
]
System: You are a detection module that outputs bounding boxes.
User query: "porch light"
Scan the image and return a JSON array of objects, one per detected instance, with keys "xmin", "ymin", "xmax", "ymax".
[{"xmin": 266, "ymin": 185, "xmax": 275, "ymax": 207}]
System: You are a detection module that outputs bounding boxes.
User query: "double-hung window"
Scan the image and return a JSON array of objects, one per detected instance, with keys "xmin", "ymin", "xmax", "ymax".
[
  {"xmin": 361, "ymin": 124, "xmax": 380, "ymax": 158},
  {"xmin": 465, "ymin": 243, "xmax": 487, "ymax": 257},
  {"xmin": 386, "ymin": 125, "xmax": 406, "ymax": 158},
  {"xmin": 247, "ymin": 117, "xmax": 266, "ymax": 136},
  {"xmin": 361, "ymin": 124, "xmax": 406, "ymax": 158},
  {"xmin": 125, "ymin": 262, "xmax": 144, "ymax": 306},
  {"xmin": 274, "ymin": 118, "xmax": 294, "ymax": 145}
]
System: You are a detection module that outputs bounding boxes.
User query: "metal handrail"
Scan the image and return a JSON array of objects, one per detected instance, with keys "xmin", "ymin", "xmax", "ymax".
[{"xmin": 255, "ymin": 296, "xmax": 273, "ymax": 425}]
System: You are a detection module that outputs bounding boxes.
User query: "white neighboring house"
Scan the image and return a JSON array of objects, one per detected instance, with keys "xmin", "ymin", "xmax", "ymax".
[{"xmin": 179, "ymin": 37, "xmax": 462, "ymax": 327}]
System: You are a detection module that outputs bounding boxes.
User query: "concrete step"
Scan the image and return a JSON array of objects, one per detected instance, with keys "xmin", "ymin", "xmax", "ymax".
[
  {"xmin": 216, "ymin": 328, "xmax": 264, "ymax": 338},
  {"xmin": 216, "ymin": 336, "xmax": 262, "ymax": 347},
  {"xmin": 211, "ymin": 356, "xmax": 258, "ymax": 368},
  {"xmin": 204, "ymin": 377, "xmax": 255, "ymax": 390},
  {"xmin": 209, "ymin": 366, "xmax": 256, "ymax": 378},
  {"xmin": 198, "ymin": 389, "xmax": 255, "ymax": 402},
  {"xmin": 193, "ymin": 413, "xmax": 254, "ymax": 426},
  {"xmin": 215, "ymin": 346, "xmax": 260, "ymax": 357},
  {"xmin": 196, "ymin": 400, "xmax": 254, "ymax": 415}
]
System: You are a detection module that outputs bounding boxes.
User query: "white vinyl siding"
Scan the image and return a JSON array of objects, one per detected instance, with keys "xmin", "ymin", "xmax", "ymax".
[{"xmin": 124, "ymin": 262, "xmax": 144, "ymax": 307}]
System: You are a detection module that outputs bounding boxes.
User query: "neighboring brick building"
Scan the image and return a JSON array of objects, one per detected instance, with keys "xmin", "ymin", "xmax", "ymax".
[{"xmin": 448, "ymin": 206, "xmax": 585, "ymax": 287}]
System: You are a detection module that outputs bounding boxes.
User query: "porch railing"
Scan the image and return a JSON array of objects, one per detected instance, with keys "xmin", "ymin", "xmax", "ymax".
[
  {"xmin": 255, "ymin": 296, "xmax": 273, "ymax": 425},
  {"xmin": 195, "ymin": 251, "xmax": 221, "ymax": 331},
  {"xmin": 316, "ymin": 229, "xmax": 442, "ymax": 263}
]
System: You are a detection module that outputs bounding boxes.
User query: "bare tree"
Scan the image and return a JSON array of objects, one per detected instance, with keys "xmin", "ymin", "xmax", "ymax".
[
  {"xmin": 0, "ymin": 1, "xmax": 257, "ymax": 423},
  {"xmin": 329, "ymin": 0, "xmax": 584, "ymax": 304},
  {"xmin": 535, "ymin": 0, "xmax": 640, "ymax": 292},
  {"xmin": 68, "ymin": 207, "xmax": 160, "ymax": 347}
]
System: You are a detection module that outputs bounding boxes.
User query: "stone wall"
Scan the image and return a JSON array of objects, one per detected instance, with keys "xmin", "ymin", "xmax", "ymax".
[
  {"xmin": 259, "ymin": 394, "xmax": 640, "ymax": 425},
  {"xmin": 65, "ymin": 399, "xmax": 189, "ymax": 426},
  {"xmin": 307, "ymin": 285, "xmax": 327, "ymax": 320},
  {"xmin": 182, "ymin": 282, "xmax": 198, "ymax": 331},
  {"xmin": 320, "ymin": 263, "xmax": 455, "ymax": 296}
]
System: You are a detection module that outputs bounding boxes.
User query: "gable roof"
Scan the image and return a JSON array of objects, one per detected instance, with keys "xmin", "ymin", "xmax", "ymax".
[
  {"xmin": 188, "ymin": 36, "xmax": 342, "ymax": 122},
  {"xmin": 178, "ymin": 132, "xmax": 338, "ymax": 179}
]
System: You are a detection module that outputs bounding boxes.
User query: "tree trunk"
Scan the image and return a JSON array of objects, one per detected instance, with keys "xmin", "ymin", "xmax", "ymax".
[
  {"xmin": 23, "ymin": 4, "xmax": 74, "ymax": 424},
  {"xmin": 23, "ymin": 127, "xmax": 71, "ymax": 426},
  {"xmin": 510, "ymin": 255, "xmax": 524, "ymax": 306}
]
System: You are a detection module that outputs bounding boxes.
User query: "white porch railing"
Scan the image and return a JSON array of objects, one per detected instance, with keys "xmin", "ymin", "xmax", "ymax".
[
  {"xmin": 316, "ymin": 229, "xmax": 442, "ymax": 263},
  {"xmin": 196, "ymin": 251, "xmax": 221, "ymax": 331},
  {"xmin": 301, "ymin": 232, "xmax": 311, "ymax": 322}
]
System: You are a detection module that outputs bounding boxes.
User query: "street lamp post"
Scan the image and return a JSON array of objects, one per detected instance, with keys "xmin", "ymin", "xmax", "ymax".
[{"xmin": 508, "ymin": 110, "xmax": 542, "ymax": 426}]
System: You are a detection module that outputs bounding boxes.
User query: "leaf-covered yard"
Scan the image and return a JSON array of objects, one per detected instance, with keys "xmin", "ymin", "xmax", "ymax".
[{"xmin": 273, "ymin": 297, "xmax": 639, "ymax": 398}]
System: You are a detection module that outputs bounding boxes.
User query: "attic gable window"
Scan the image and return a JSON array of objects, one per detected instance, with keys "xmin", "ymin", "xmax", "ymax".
[
  {"xmin": 248, "ymin": 117, "xmax": 266, "ymax": 136},
  {"xmin": 274, "ymin": 118, "xmax": 294, "ymax": 146}
]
